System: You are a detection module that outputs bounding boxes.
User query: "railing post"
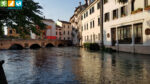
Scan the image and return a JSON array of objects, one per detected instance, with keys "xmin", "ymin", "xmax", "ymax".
[{"xmin": 0, "ymin": 60, "xmax": 7, "ymax": 84}]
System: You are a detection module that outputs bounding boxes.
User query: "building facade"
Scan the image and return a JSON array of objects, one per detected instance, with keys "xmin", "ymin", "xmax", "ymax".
[
  {"xmin": 56, "ymin": 25, "xmax": 62, "ymax": 40},
  {"xmin": 70, "ymin": 1, "xmax": 87, "ymax": 46},
  {"xmin": 7, "ymin": 28, "xmax": 20, "ymax": 37},
  {"xmin": 56, "ymin": 20, "xmax": 72, "ymax": 40},
  {"xmin": 43, "ymin": 19, "xmax": 56, "ymax": 40},
  {"xmin": 80, "ymin": 0, "xmax": 101, "ymax": 45},
  {"xmin": 103, "ymin": 0, "xmax": 150, "ymax": 54}
]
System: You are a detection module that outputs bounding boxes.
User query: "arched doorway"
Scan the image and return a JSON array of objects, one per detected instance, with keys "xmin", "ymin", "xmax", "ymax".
[
  {"xmin": 30, "ymin": 44, "xmax": 41, "ymax": 49},
  {"xmin": 9, "ymin": 44, "xmax": 23, "ymax": 50}
]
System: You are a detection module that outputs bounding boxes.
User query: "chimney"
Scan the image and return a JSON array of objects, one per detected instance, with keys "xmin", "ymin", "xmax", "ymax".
[
  {"xmin": 79, "ymin": 2, "xmax": 81, "ymax": 6},
  {"xmin": 85, "ymin": 0, "xmax": 88, "ymax": 5}
]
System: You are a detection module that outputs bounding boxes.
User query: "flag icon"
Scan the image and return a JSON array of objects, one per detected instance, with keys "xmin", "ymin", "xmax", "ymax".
[
  {"xmin": 0, "ymin": 1, "xmax": 7, "ymax": 7},
  {"xmin": 8, "ymin": 0, "xmax": 15, "ymax": 7}
]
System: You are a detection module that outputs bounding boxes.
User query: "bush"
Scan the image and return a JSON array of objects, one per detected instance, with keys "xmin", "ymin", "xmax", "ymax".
[{"xmin": 84, "ymin": 43, "xmax": 100, "ymax": 51}]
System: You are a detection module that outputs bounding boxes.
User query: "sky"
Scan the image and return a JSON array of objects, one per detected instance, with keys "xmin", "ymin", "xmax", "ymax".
[{"xmin": 35, "ymin": 0, "xmax": 84, "ymax": 22}]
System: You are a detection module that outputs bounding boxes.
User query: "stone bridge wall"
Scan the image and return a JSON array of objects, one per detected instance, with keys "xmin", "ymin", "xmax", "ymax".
[{"xmin": 0, "ymin": 39, "xmax": 72, "ymax": 50}]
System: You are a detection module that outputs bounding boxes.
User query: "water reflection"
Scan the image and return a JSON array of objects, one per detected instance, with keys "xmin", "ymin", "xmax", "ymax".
[{"xmin": 0, "ymin": 47, "xmax": 150, "ymax": 84}]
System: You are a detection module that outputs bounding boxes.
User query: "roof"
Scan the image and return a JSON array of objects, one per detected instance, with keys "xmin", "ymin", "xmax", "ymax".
[
  {"xmin": 58, "ymin": 20, "xmax": 71, "ymax": 24},
  {"xmin": 56, "ymin": 25, "xmax": 62, "ymax": 28},
  {"xmin": 43, "ymin": 19, "xmax": 54, "ymax": 22}
]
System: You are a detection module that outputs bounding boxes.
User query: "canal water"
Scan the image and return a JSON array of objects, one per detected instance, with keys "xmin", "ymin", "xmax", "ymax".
[{"xmin": 0, "ymin": 47, "xmax": 150, "ymax": 84}]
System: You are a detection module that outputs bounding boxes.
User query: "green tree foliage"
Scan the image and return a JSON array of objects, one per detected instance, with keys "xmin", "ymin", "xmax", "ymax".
[{"xmin": 0, "ymin": 0, "xmax": 46, "ymax": 37}]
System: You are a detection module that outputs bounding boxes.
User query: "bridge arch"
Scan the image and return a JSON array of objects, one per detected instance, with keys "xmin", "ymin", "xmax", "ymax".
[
  {"xmin": 45, "ymin": 43, "xmax": 54, "ymax": 48},
  {"xmin": 9, "ymin": 44, "xmax": 24, "ymax": 50},
  {"xmin": 30, "ymin": 44, "xmax": 41, "ymax": 49},
  {"xmin": 58, "ymin": 44, "xmax": 65, "ymax": 47}
]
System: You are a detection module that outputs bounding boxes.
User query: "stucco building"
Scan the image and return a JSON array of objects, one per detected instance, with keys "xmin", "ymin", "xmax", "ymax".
[
  {"xmin": 42, "ymin": 19, "xmax": 56, "ymax": 40},
  {"xmin": 70, "ymin": 1, "xmax": 87, "ymax": 46},
  {"xmin": 103, "ymin": 0, "xmax": 150, "ymax": 54},
  {"xmin": 7, "ymin": 28, "xmax": 20, "ymax": 37},
  {"xmin": 56, "ymin": 25, "xmax": 62, "ymax": 40},
  {"xmin": 56, "ymin": 20, "xmax": 72, "ymax": 41},
  {"xmin": 80, "ymin": 0, "xmax": 101, "ymax": 45}
]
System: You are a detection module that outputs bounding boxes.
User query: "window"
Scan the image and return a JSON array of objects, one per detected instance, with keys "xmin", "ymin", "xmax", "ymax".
[
  {"xmin": 81, "ymin": 15, "xmax": 83, "ymax": 20},
  {"xmin": 56, "ymin": 32, "xmax": 57, "ymax": 35},
  {"xmin": 90, "ymin": 6, "xmax": 95, "ymax": 14},
  {"xmin": 68, "ymin": 31, "xmax": 69, "ymax": 35},
  {"xmin": 117, "ymin": 25, "xmax": 132, "ymax": 44},
  {"xmin": 98, "ymin": 33, "xmax": 100, "ymax": 40},
  {"xmin": 104, "ymin": 12, "xmax": 109, "ymax": 22},
  {"xmin": 144, "ymin": 0, "xmax": 150, "ymax": 7},
  {"xmin": 121, "ymin": 6, "xmax": 127, "ymax": 17},
  {"xmin": 104, "ymin": 0, "xmax": 108, "ymax": 4},
  {"xmin": 87, "ymin": 23, "xmax": 88, "ymax": 30},
  {"xmin": 86, "ymin": 11, "xmax": 88, "ymax": 17},
  {"xmin": 98, "ymin": 17, "xmax": 100, "ymax": 26},
  {"xmin": 87, "ymin": 35, "xmax": 89, "ymax": 42},
  {"xmin": 90, "ymin": 20, "xmax": 95, "ymax": 28},
  {"xmin": 68, "ymin": 26, "xmax": 70, "ymax": 28},
  {"xmin": 97, "ymin": 2, "xmax": 100, "ymax": 9},
  {"xmin": 9, "ymin": 30, "xmax": 12, "ymax": 34},
  {"xmin": 84, "ymin": 13, "xmax": 86, "ymax": 18},
  {"xmin": 59, "ymin": 32, "xmax": 61, "ymax": 35},
  {"xmin": 113, "ymin": 9, "xmax": 118, "ymax": 20},
  {"xmin": 90, "ymin": 21, "xmax": 92, "ymax": 28},
  {"xmin": 93, "ymin": 20, "xmax": 95, "ymax": 28},
  {"xmin": 64, "ymin": 31, "xmax": 65, "ymax": 35},
  {"xmin": 133, "ymin": 23, "xmax": 143, "ymax": 44}
]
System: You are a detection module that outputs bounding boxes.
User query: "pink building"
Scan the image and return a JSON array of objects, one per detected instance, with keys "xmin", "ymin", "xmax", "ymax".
[{"xmin": 56, "ymin": 25, "xmax": 62, "ymax": 40}]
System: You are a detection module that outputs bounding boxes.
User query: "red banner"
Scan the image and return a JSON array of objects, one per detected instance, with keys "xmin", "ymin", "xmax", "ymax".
[{"xmin": 46, "ymin": 36, "xmax": 56, "ymax": 39}]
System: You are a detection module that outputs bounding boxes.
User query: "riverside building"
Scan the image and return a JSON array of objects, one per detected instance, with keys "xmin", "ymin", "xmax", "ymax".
[
  {"xmin": 70, "ymin": 1, "xmax": 87, "ymax": 46},
  {"xmin": 80, "ymin": 0, "xmax": 101, "ymax": 45},
  {"xmin": 56, "ymin": 20, "xmax": 72, "ymax": 41},
  {"xmin": 103, "ymin": 0, "xmax": 150, "ymax": 54}
]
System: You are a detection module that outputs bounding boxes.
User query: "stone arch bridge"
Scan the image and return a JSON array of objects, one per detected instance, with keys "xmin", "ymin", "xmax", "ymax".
[{"xmin": 0, "ymin": 39, "xmax": 72, "ymax": 50}]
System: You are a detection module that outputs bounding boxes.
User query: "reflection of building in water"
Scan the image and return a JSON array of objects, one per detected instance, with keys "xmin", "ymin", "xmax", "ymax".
[
  {"xmin": 73, "ymin": 48, "xmax": 102, "ymax": 84},
  {"xmin": 73, "ymin": 49, "xmax": 150, "ymax": 84}
]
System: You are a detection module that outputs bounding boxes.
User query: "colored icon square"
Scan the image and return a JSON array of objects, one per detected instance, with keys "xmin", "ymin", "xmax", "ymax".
[
  {"xmin": 8, "ymin": 0, "xmax": 15, "ymax": 7},
  {"xmin": 15, "ymin": 0, "xmax": 22, "ymax": 7},
  {"xmin": 0, "ymin": 1, "xmax": 7, "ymax": 7}
]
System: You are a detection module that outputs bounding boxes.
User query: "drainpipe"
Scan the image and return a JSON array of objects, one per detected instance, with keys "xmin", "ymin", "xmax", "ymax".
[
  {"xmin": 100, "ymin": 0, "xmax": 104, "ymax": 49},
  {"xmin": 0, "ymin": 60, "xmax": 7, "ymax": 84}
]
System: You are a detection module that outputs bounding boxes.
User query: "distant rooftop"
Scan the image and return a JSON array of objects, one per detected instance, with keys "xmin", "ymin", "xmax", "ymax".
[
  {"xmin": 58, "ymin": 20, "xmax": 71, "ymax": 24},
  {"xmin": 43, "ymin": 19, "xmax": 54, "ymax": 22}
]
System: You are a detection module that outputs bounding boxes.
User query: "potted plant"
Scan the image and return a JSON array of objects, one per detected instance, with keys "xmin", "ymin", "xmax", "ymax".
[
  {"xmin": 145, "ymin": 5, "xmax": 150, "ymax": 10},
  {"xmin": 131, "ymin": 8, "xmax": 143, "ymax": 14}
]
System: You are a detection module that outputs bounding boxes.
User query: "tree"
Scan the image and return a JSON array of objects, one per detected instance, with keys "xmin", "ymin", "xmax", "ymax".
[{"xmin": 0, "ymin": 0, "xmax": 46, "ymax": 38}]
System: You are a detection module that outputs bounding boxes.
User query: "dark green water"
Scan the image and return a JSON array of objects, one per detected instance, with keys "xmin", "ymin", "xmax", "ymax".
[{"xmin": 0, "ymin": 47, "xmax": 150, "ymax": 84}]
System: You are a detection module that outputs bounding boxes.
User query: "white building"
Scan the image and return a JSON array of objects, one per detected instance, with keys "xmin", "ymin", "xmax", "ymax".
[
  {"xmin": 43, "ymin": 19, "xmax": 56, "ymax": 40},
  {"xmin": 80, "ymin": 0, "xmax": 101, "ymax": 45},
  {"xmin": 70, "ymin": 1, "xmax": 87, "ymax": 46},
  {"xmin": 103, "ymin": 0, "xmax": 150, "ymax": 54}
]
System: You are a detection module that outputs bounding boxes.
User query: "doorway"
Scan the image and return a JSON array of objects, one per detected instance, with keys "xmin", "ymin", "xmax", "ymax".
[{"xmin": 111, "ymin": 28, "xmax": 116, "ymax": 46}]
